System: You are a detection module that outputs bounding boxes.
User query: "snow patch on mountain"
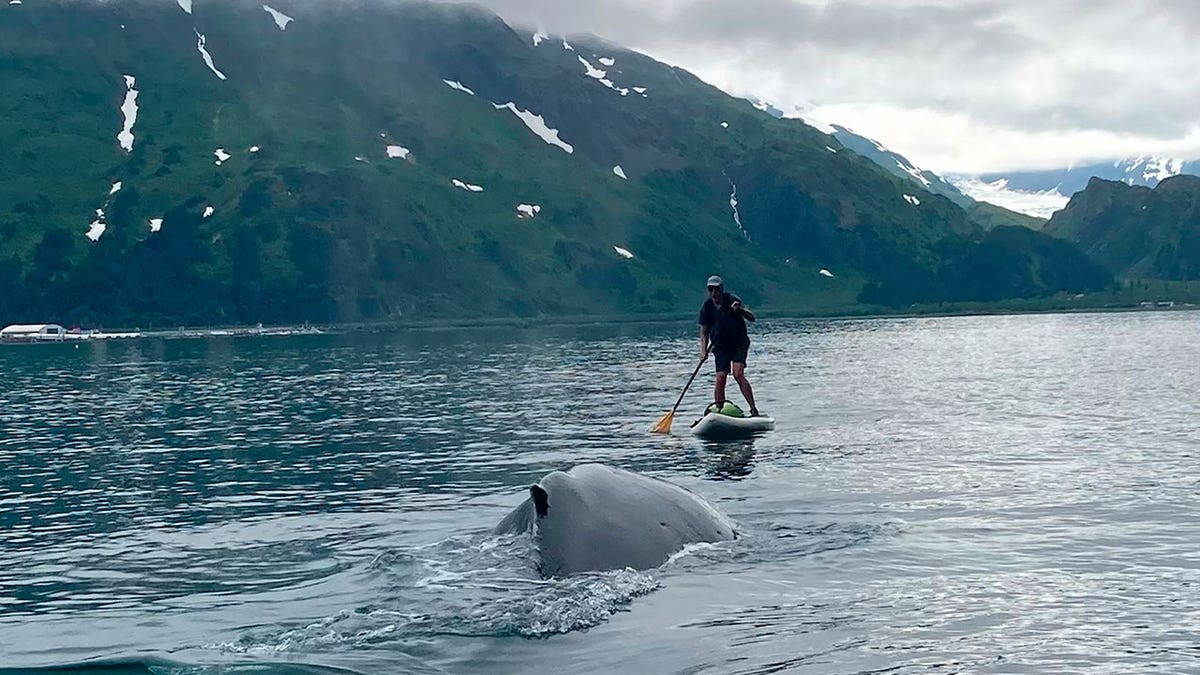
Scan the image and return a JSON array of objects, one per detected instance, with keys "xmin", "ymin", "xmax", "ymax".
[
  {"xmin": 532, "ymin": 30, "xmax": 548, "ymax": 47},
  {"xmin": 149, "ymin": 218, "xmax": 163, "ymax": 233},
  {"xmin": 903, "ymin": 194, "xmax": 920, "ymax": 206},
  {"xmin": 203, "ymin": 206, "xmax": 214, "ymax": 219},
  {"xmin": 117, "ymin": 75, "xmax": 139, "ymax": 152},
  {"xmin": 728, "ymin": 180, "xmax": 749, "ymax": 240},
  {"xmin": 176, "ymin": 0, "xmax": 192, "ymax": 14},
  {"xmin": 562, "ymin": 40, "xmax": 573, "ymax": 51},
  {"xmin": 196, "ymin": 32, "xmax": 227, "ymax": 81},
  {"xmin": 109, "ymin": 181, "xmax": 122, "ymax": 195},
  {"xmin": 1134, "ymin": 157, "xmax": 1185, "ymax": 183},
  {"xmin": 86, "ymin": 209, "xmax": 106, "ymax": 242},
  {"xmin": 385, "ymin": 145, "xmax": 410, "ymax": 159},
  {"xmin": 613, "ymin": 246, "xmax": 634, "ymax": 259},
  {"xmin": 443, "ymin": 79, "xmax": 475, "ymax": 96},
  {"xmin": 492, "ymin": 102, "xmax": 573, "ymax": 154},
  {"xmin": 896, "ymin": 160, "xmax": 932, "ymax": 188},
  {"xmin": 262, "ymin": 5, "xmax": 293, "ymax": 30},
  {"xmin": 819, "ymin": 268, "xmax": 835, "ymax": 278},
  {"xmin": 951, "ymin": 177, "xmax": 1069, "ymax": 219},
  {"xmin": 214, "ymin": 148, "xmax": 231, "ymax": 165},
  {"xmin": 598, "ymin": 57, "xmax": 615, "ymax": 67},
  {"xmin": 452, "ymin": 179, "xmax": 483, "ymax": 192},
  {"xmin": 516, "ymin": 204, "xmax": 541, "ymax": 219},
  {"xmin": 613, "ymin": 165, "xmax": 627, "ymax": 180},
  {"xmin": 577, "ymin": 57, "xmax": 628, "ymax": 95}
]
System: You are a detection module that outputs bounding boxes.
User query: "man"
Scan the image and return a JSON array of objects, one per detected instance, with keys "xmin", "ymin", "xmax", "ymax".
[{"xmin": 698, "ymin": 275, "xmax": 760, "ymax": 417}]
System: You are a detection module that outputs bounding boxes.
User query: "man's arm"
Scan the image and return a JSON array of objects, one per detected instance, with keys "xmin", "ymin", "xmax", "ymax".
[
  {"xmin": 699, "ymin": 325, "xmax": 710, "ymax": 360},
  {"xmin": 731, "ymin": 296, "xmax": 756, "ymax": 321}
]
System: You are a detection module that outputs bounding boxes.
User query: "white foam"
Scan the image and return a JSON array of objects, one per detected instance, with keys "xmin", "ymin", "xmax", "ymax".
[
  {"xmin": 599, "ymin": 57, "xmax": 615, "ymax": 67},
  {"xmin": 262, "ymin": 5, "xmax": 293, "ymax": 30},
  {"xmin": 819, "ymin": 268, "xmax": 835, "ymax": 278},
  {"xmin": 109, "ymin": 181, "xmax": 122, "ymax": 195},
  {"xmin": 903, "ymin": 194, "xmax": 921, "ymax": 206},
  {"xmin": 532, "ymin": 30, "xmax": 548, "ymax": 47},
  {"xmin": 117, "ymin": 75, "xmax": 139, "ymax": 152},
  {"xmin": 203, "ymin": 206, "xmax": 214, "ymax": 219},
  {"xmin": 492, "ymin": 102, "xmax": 573, "ymax": 154},
  {"xmin": 443, "ymin": 80, "xmax": 475, "ymax": 96},
  {"xmin": 86, "ymin": 209, "xmax": 106, "ymax": 242},
  {"xmin": 149, "ymin": 218, "xmax": 163, "ymax": 233},
  {"xmin": 613, "ymin": 246, "xmax": 634, "ymax": 259},
  {"xmin": 214, "ymin": 148, "xmax": 231, "ymax": 165},
  {"xmin": 196, "ymin": 32, "xmax": 228, "ymax": 81},
  {"xmin": 386, "ymin": 145, "xmax": 410, "ymax": 159},
  {"xmin": 452, "ymin": 179, "xmax": 483, "ymax": 192},
  {"xmin": 176, "ymin": 0, "xmax": 192, "ymax": 13},
  {"xmin": 665, "ymin": 541, "xmax": 728, "ymax": 566},
  {"xmin": 613, "ymin": 165, "xmax": 627, "ymax": 180},
  {"xmin": 516, "ymin": 204, "xmax": 541, "ymax": 219}
]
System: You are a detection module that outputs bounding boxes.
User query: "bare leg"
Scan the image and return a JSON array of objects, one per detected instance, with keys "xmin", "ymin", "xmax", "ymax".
[
  {"xmin": 731, "ymin": 363, "xmax": 757, "ymax": 412},
  {"xmin": 714, "ymin": 371, "xmax": 728, "ymax": 406}
]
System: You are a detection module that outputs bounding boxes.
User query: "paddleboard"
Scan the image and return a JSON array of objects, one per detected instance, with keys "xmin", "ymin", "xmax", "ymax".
[{"xmin": 690, "ymin": 411, "xmax": 774, "ymax": 440}]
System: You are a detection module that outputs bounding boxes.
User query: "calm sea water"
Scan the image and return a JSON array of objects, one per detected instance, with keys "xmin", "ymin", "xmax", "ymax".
[{"xmin": 2, "ymin": 311, "xmax": 1199, "ymax": 674}]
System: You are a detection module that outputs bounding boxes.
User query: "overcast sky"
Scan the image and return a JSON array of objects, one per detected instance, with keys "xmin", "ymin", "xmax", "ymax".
[{"xmin": 459, "ymin": 0, "xmax": 1200, "ymax": 174}]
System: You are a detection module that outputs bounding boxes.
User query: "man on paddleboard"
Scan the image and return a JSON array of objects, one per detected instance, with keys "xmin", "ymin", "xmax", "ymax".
[{"xmin": 698, "ymin": 275, "xmax": 760, "ymax": 417}]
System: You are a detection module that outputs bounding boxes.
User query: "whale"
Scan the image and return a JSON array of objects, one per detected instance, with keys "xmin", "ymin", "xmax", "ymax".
[{"xmin": 493, "ymin": 463, "xmax": 737, "ymax": 577}]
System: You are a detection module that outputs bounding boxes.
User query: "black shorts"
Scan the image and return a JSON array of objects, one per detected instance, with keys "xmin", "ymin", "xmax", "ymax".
[{"xmin": 714, "ymin": 345, "xmax": 749, "ymax": 373}]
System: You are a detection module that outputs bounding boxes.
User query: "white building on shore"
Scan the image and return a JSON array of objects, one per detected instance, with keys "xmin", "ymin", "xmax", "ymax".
[{"xmin": 0, "ymin": 324, "xmax": 68, "ymax": 343}]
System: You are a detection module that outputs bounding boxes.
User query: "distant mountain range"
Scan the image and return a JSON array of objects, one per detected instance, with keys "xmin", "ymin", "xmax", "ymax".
[{"xmin": 947, "ymin": 157, "xmax": 1200, "ymax": 220}]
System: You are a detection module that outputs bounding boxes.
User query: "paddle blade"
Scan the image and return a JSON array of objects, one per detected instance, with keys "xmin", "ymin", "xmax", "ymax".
[{"xmin": 649, "ymin": 411, "xmax": 675, "ymax": 434}]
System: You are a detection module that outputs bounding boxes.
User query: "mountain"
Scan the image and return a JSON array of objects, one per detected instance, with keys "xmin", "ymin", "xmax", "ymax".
[
  {"xmin": 753, "ymin": 100, "xmax": 1048, "ymax": 231},
  {"xmin": 950, "ymin": 157, "xmax": 1200, "ymax": 220},
  {"xmin": 1043, "ymin": 175, "xmax": 1200, "ymax": 280},
  {"xmin": 0, "ymin": 0, "xmax": 1110, "ymax": 326},
  {"xmin": 825, "ymin": 125, "xmax": 973, "ymax": 208},
  {"xmin": 981, "ymin": 157, "xmax": 1198, "ymax": 195}
]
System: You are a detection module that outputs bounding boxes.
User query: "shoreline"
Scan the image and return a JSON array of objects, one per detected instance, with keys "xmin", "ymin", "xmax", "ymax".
[{"xmin": 6, "ymin": 298, "xmax": 1194, "ymax": 345}]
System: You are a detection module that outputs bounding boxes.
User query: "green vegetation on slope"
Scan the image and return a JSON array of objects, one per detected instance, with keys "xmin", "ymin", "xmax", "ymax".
[{"xmin": 0, "ymin": 0, "xmax": 1110, "ymax": 326}]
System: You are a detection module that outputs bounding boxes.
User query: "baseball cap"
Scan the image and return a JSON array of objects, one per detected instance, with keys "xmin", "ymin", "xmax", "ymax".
[{"xmin": 706, "ymin": 275, "xmax": 723, "ymax": 287}]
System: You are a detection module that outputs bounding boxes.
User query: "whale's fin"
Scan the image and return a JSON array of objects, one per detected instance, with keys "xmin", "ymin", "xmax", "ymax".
[{"xmin": 531, "ymin": 484, "xmax": 550, "ymax": 518}]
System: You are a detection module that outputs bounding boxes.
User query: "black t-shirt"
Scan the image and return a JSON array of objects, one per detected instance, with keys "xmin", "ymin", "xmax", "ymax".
[{"xmin": 699, "ymin": 292, "xmax": 749, "ymax": 351}]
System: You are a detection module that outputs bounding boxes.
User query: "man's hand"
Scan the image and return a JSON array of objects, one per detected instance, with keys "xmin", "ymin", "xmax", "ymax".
[
  {"xmin": 700, "ymin": 350, "xmax": 709, "ymax": 362},
  {"xmin": 731, "ymin": 300, "xmax": 742, "ymax": 313}
]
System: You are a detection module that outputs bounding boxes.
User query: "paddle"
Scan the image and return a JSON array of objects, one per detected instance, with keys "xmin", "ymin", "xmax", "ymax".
[{"xmin": 650, "ymin": 352, "xmax": 708, "ymax": 434}]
